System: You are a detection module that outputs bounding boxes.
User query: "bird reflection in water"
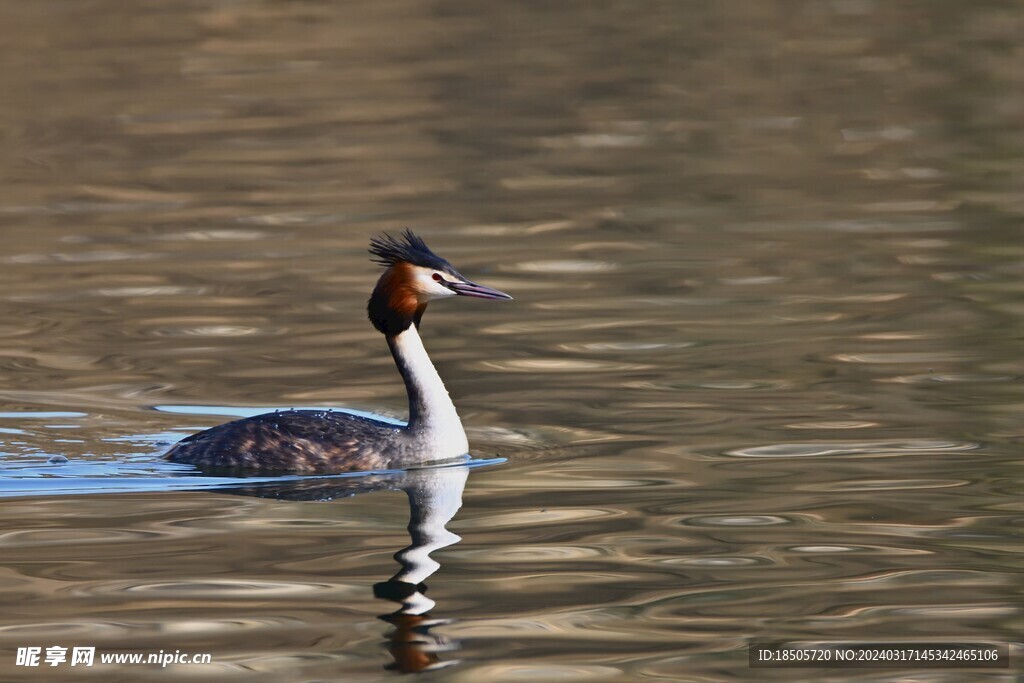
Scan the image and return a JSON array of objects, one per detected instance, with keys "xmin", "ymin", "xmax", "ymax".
[
  {"xmin": 220, "ymin": 462, "xmax": 470, "ymax": 674},
  {"xmin": 374, "ymin": 464, "xmax": 466, "ymax": 673}
]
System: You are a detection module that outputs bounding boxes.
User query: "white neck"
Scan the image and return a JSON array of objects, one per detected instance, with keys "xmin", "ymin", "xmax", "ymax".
[{"xmin": 388, "ymin": 325, "xmax": 468, "ymax": 457}]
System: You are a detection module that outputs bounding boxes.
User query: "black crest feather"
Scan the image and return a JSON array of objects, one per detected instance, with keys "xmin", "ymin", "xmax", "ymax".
[{"xmin": 368, "ymin": 229, "xmax": 449, "ymax": 270}]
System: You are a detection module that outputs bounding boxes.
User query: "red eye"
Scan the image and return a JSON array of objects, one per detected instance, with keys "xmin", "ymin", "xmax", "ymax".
[{"xmin": 432, "ymin": 273, "xmax": 443, "ymax": 282}]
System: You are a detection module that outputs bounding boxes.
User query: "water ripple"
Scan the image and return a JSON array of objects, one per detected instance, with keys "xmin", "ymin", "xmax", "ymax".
[
  {"xmin": 878, "ymin": 373, "xmax": 1016, "ymax": 384},
  {"xmin": 0, "ymin": 621, "xmax": 126, "ymax": 640},
  {"xmin": 805, "ymin": 479, "xmax": 970, "ymax": 492},
  {"xmin": 0, "ymin": 528, "xmax": 169, "ymax": 548},
  {"xmin": 832, "ymin": 351, "xmax": 972, "ymax": 363},
  {"xmin": 114, "ymin": 579, "xmax": 344, "ymax": 598},
  {"xmin": 557, "ymin": 341, "xmax": 696, "ymax": 352},
  {"xmin": 0, "ymin": 411, "xmax": 88, "ymax": 420},
  {"xmin": 480, "ymin": 359, "xmax": 650, "ymax": 373},
  {"xmin": 458, "ymin": 508, "xmax": 623, "ymax": 530},
  {"xmin": 660, "ymin": 556, "xmax": 771, "ymax": 567},
  {"xmin": 0, "ymin": 616, "xmax": 304, "ymax": 640},
  {"xmin": 786, "ymin": 545, "xmax": 930, "ymax": 555},
  {"xmin": 147, "ymin": 324, "xmax": 281, "ymax": 337},
  {"xmin": 782, "ymin": 421, "xmax": 880, "ymax": 429},
  {"xmin": 93, "ymin": 286, "xmax": 206, "ymax": 297},
  {"xmin": 510, "ymin": 259, "xmax": 618, "ymax": 273},
  {"xmin": 449, "ymin": 664, "xmax": 622, "ymax": 681},
  {"xmin": 726, "ymin": 440, "xmax": 979, "ymax": 458},
  {"xmin": 458, "ymin": 545, "xmax": 606, "ymax": 562},
  {"xmin": 676, "ymin": 515, "xmax": 793, "ymax": 527}
]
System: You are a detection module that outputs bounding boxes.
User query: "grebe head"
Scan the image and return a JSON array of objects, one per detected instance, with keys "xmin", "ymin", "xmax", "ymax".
[{"xmin": 368, "ymin": 230, "xmax": 511, "ymax": 335}]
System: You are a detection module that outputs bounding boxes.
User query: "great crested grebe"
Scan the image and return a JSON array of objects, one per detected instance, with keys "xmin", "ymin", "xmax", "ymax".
[{"xmin": 164, "ymin": 230, "xmax": 511, "ymax": 473}]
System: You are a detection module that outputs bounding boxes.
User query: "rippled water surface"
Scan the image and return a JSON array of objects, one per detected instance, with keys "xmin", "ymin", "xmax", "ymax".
[{"xmin": 1, "ymin": 1, "xmax": 1022, "ymax": 681}]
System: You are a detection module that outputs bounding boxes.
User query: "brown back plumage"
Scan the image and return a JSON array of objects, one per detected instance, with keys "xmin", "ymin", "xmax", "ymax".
[{"xmin": 165, "ymin": 410, "xmax": 400, "ymax": 473}]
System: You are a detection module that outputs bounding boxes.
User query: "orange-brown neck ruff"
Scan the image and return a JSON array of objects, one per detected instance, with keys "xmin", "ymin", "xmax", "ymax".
[{"xmin": 368, "ymin": 262, "xmax": 428, "ymax": 336}]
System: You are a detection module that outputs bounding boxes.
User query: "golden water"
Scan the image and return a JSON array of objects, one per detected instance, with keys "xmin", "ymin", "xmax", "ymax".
[{"xmin": 0, "ymin": 1, "xmax": 1021, "ymax": 681}]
